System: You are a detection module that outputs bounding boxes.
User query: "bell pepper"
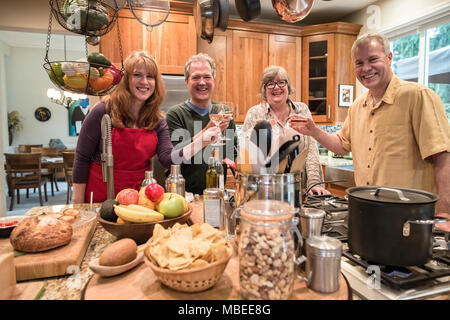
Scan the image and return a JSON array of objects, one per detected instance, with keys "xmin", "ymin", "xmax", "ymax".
[
  {"xmin": 107, "ymin": 65, "xmax": 123, "ymax": 85},
  {"xmin": 89, "ymin": 69, "xmax": 114, "ymax": 92},
  {"xmin": 63, "ymin": 73, "xmax": 88, "ymax": 90}
]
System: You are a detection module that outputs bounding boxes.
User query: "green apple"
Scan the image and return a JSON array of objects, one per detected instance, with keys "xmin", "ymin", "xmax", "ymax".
[{"xmin": 157, "ymin": 194, "xmax": 185, "ymax": 218}]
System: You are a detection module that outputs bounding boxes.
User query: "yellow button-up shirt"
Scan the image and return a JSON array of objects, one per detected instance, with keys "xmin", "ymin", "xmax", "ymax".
[{"xmin": 337, "ymin": 75, "xmax": 450, "ymax": 193}]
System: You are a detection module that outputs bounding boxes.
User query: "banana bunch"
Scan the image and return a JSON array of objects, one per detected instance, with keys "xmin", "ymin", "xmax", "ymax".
[{"xmin": 114, "ymin": 204, "xmax": 164, "ymax": 223}]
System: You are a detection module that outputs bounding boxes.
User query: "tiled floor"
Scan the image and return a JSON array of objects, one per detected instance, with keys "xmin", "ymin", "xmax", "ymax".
[{"xmin": 4, "ymin": 180, "xmax": 71, "ymax": 216}]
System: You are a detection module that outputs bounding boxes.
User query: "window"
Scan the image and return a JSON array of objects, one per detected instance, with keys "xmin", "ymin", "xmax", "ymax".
[{"xmin": 390, "ymin": 20, "xmax": 450, "ymax": 124}]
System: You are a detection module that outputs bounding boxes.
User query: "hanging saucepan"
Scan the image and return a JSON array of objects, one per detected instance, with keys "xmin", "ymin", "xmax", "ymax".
[
  {"xmin": 235, "ymin": 0, "xmax": 261, "ymax": 22},
  {"xmin": 346, "ymin": 186, "xmax": 448, "ymax": 267},
  {"xmin": 194, "ymin": 0, "xmax": 215, "ymax": 43},
  {"xmin": 271, "ymin": 0, "xmax": 316, "ymax": 23},
  {"xmin": 214, "ymin": 0, "xmax": 230, "ymax": 31}
]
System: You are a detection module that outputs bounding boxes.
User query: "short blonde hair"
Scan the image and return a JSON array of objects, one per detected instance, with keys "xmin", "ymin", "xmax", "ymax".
[
  {"xmin": 184, "ymin": 53, "xmax": 216, "ymax": 80},
  {"xmin": 351, "ymin": 33, "xmax": 391, "ymax": 59},
  {"xmin": 259, "ymin": 66, "xmax": 295, "ymax": 101}
]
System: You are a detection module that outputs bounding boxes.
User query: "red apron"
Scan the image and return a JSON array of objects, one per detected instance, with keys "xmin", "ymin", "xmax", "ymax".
[{"xmin": 85, "ymin": 127, "xmax": 158, "ymax": 203}]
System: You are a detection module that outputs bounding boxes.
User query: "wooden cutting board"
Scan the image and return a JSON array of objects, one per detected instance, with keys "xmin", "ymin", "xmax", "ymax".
[
  {"xmin": 82, "ymin": 252, "xmax": 351, "ymax": 300},
  {"xmin": 0, "ymin": 219, "xmax": 97, "ymax": 281}
]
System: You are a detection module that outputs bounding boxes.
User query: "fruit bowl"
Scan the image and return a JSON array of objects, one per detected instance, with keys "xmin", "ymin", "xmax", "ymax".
[
  {"xmin": 97, "ymin": 205, "xmax": 192, "ymax": 244},
  {"xmin": 43, "ymin": 60, "xmax": 123, "ymax": 96}
]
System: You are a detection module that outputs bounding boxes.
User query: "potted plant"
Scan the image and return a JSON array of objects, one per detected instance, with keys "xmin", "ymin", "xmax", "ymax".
[{"xmin": 8, "ymin": 110, "xmax": 23, "ymax": 146}]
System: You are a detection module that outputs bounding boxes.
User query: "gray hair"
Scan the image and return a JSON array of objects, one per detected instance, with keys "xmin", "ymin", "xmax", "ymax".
[
  {"xmin": 351, "ymin": 32, "xmax": 391, "ymax": 59},
  {"xmin": 184, "ymin": 53, "xmax": 216, "ymax": 80},
  {"xmin": 259, "ymin": 65, "xmax": 295, "ymax": 101}
]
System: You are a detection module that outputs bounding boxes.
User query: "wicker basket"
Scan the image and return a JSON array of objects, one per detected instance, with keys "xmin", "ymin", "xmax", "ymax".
[{"xmin": 145, "ymin": 244, "xmax": 233, "ymax": 293}]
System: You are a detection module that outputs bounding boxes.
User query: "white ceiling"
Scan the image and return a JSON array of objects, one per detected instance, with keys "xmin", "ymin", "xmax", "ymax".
[{"xmin": 0, "ymin": 0, "xmax": 377, "ymax": 50}]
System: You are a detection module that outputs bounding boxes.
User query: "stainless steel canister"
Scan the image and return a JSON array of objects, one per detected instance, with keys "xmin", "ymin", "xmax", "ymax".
[
  {"xmin": 299, "ymin": 208, "xmax": 325, "ymax": 239},
  {"xmin": 235, "ymin": 172, "xmax": 302, "ymax": 208},
  {"xmin": 304, "ymin": 235, "xmax": 342, "ymax": 293}
]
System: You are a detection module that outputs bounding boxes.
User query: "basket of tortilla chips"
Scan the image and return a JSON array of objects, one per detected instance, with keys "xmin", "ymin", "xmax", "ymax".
[{"xmin": 143, "ymin": 223, "xmax": 233, "ymax": 293}]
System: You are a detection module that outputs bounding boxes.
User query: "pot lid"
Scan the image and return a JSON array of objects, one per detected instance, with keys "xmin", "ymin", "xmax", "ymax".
[
  {"xmin": 346, "ymin": 186, "xmax": 439, "ymax": 204},
  {"xmin": 241, "ymin": 200, "xmax": 296, "ymax": 222},
  {"xmin": 306, "ymin": 235, "xmax": 342, "ymax": 257}
]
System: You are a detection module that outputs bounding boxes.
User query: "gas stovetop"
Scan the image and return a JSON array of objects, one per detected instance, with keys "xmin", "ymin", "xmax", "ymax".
[{"xmin": 302, "ymin": 194, "xmax": 450, "ymax": 299}]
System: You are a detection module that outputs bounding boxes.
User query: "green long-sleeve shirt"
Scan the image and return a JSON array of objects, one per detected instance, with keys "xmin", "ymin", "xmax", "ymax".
[{"xmin": 165, "ymin": 101, "xmax": 238, "ymax": 195}]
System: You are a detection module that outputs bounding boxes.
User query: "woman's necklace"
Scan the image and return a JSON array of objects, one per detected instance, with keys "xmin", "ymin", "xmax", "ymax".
[{"xmin": 271, "ymin": 102, "xmax": 290, "ymax": 124}]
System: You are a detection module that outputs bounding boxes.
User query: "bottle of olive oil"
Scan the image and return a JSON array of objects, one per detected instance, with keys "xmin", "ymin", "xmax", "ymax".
[
  {"xmin": 213, "ymin": 148, "xmax": 225, "ymax": 190},
  {"xmin": 206, "ymin": 156, "xmax": 218, "ymax": 188}
]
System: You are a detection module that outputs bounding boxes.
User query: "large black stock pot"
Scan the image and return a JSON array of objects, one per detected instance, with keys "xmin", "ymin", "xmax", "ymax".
[{"xmin": 346, "ymin": 186, "xmax": 447, "ymax": 266}]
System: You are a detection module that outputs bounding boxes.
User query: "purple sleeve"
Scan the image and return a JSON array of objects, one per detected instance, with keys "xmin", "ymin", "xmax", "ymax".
[
  {"xmin": 155, "ymin": 119, "xmax": 183, "ymax": 169},
  {"xmin": 72, "ymin": 102, "xmax": 106, "ymax": 183}
]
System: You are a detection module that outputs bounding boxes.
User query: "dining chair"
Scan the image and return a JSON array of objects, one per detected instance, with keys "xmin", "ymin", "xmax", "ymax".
[
  {"xmin": 18, "ymin": 144, "xmax": 43, "ymax": 153},
  {"xmin": 5, "ymin": 153, "xmax": 48, "ymax": 211},
  {"xmin": 61, "ymin": 151, "xmax": 75, "ymax": 204},
  {"xmin": 30, "ymin": 147, "xmax": 60, "ymax": 196}
]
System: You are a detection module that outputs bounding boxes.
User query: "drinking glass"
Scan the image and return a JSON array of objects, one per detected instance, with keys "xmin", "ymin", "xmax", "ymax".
[{"xmin": 209, "ymin": 102, "xmax": 234, "ymax": 145}]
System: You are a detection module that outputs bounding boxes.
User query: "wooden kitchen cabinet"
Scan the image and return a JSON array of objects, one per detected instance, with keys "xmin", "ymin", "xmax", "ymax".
[
  {"xmin": 232, "ymin": 30, "xmax": 269, "ymax": 123},
  {"xmin": 100, "ymin": 4, "xmax": 196, "ymax": 75},
  {"xmin": 268, "ymin": 34, "xmax": 302, "ymax": 102},
  {"xmin": 301, "ymin": 23, "xmax": 361, "ymax": 124},
  {"xmin": 143, "ymin": 14, "xmax": 196, "ymax": 75},
  {"xmin": 99, "ymin": 11, "xmax": 143, "ymax": 67}
]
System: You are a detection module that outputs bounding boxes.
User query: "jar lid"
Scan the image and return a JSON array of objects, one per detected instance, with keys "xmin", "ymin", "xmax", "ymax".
[
  {"xmin": 306, "ymin": 236, "xmax": 342, "ymax": 257},
  {"xmin": 300, "ymin": 208, "xmax": 326, "ymax": 219},
  {"xmin": 241, "ymin": 200, "xmax": 296, "ymax": 222}
]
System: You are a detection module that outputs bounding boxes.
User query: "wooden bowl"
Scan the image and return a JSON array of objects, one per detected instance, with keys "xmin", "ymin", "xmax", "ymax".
[
  {"xmin": 97, "ymin": 205, "xmax": 192, "ymax": 244},
  {"xmin": 144, "ymin": 244, "xmax": 233, "ymax": 293},
  {"xmin": 89, "ymin": 252, "xmax": 144, "ymax": 277}
]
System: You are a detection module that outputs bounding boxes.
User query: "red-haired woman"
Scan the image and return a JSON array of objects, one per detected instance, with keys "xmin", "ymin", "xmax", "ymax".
[{"xmin": 72, "ymin": 51, "xmax": 220, "ymax": 203}]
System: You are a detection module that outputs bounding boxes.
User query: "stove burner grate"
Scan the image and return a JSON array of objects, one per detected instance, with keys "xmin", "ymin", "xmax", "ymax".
[
  {"xmin": 342, "ymin": 250, "xmax": 450, "ymax": 290},
  {"xmin": 304, "ymin": 194, "xmax": 348, "ymax": 213}
]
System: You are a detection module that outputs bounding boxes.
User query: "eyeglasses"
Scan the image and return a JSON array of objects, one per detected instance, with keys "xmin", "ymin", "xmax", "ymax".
[{"xmin": 265, "ymin": 80, "xmax": 287, "ymax": 89}]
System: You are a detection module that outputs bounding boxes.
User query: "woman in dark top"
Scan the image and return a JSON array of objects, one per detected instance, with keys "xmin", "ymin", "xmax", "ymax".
[{"xmin": 72, "ymin": 51, "xmax": 220, "ymax": 203}]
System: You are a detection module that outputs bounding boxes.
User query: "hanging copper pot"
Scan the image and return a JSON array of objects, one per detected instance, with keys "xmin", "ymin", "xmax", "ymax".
[
  {"xmin": 194, "ymin": 0, "xmax": 215, "ymax": 43},
  {"xmin": 271, "ymin": 0, "xmax": 316, "ymax": 23}
]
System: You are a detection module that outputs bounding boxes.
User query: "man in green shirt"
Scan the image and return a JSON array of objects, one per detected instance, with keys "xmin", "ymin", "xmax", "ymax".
[{"xmin": 166, "ymin": 53, "xmax": 237, "ymax": 195}]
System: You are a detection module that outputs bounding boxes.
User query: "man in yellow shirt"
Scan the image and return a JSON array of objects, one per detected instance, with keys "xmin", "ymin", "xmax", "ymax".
[{"xmin": 290, "ymin": 33, "xmax": 450, "ymax": 231}]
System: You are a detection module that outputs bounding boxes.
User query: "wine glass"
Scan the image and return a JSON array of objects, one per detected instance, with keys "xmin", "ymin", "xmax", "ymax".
[{"xmin": 209, "ymin": 102, "xmax": 234, "ymax": 145}]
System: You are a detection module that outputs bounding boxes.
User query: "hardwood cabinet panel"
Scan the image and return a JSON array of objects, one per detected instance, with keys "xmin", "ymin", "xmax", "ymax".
[
  {"xmin": 232, "ymin": 30, "xmax": 269, "ymax": 123},
  {"xmin": 144, "ymin": 14, "xmax": 196, "ymax": 75},
  {"xmin": 198, "ymin": 29, "xmax": 233, "ymax": 104},
  {"xmin": 100, "ymin": 15, "xmax": 143, "ymax": 66},
  {"xmin": 268, "ymin": 34, "xmax": 302, "ymax": 102}
]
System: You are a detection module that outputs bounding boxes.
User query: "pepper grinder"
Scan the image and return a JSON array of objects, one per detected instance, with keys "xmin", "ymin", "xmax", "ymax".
[{"xmin": 165, "ymin": 164, "xmax": 185, "ymax": 197}]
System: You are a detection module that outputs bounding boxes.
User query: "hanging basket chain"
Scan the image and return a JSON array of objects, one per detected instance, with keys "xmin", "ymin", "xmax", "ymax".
[
  {"xmin": 45, "ymin": 0, "xmax": 55, "ymax": 63},
  {"xmin": 116, "ymin": 17, "xmax": 124, "ymax": 71}
]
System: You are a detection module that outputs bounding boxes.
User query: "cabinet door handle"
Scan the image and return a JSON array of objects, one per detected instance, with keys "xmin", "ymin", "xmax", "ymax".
[{"xmin": 328, "ymin": 105, "xmax": 331, "ymax": 119}]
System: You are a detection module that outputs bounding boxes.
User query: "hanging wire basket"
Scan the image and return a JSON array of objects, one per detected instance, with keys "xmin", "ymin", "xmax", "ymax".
[
  {"xmin": 44, "ymin": 60, "xmax": 123, "ymax": 96},
  {"xmin": 50, "ymin": 0, "xmax": 123, "ymax": 37},
  {"xmin": 44, "ymin": 2, "xmax": 125, "ymax": 96}
]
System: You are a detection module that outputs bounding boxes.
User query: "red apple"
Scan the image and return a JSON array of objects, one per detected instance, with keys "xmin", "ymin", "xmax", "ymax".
[
  {"xmin": 115, "ymin": 188, "xmax": 139, "ymax": 205},
  {"xmin": 145, "ymin": 183, "xmax": 165, "ymax": 202}
]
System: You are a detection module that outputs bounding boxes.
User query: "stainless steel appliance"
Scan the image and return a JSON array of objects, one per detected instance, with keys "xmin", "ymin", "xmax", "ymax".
[
  {"xmin": 303, "ymin": 194, "xmax": 450, "ymax": 300},
  {"xmin": 152, "ymin": 75, "xmax": 191, "ymax": 186}
]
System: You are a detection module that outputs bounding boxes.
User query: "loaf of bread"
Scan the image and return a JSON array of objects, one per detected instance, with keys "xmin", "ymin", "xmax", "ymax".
[{"xmin": 10, "ymin": 215, "xmax": 73, "ymax": 252}]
